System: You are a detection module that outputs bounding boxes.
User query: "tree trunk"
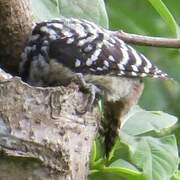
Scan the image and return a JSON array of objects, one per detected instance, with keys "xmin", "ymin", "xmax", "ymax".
[
  {"xmin": 0, "ymin": 0, "xmax": 100, "ymax": 179},
  {"xmin": 0, "ymin": 0, "xmax": 32, "ymax": 75},
  {"xmin": 0, "ymin": 68, "xmax": 99, "ymax": 180}
]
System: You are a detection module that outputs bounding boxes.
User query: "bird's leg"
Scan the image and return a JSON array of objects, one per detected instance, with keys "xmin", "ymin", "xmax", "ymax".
[{"xmin": 73, "ymin": 73, "xmax": 102, "ymax": 114}]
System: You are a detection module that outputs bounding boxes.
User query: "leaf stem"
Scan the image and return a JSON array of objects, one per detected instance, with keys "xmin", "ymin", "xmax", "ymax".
[{"xmin": 147, "ymin": 0, "xmax": 180, "ymax": 38}]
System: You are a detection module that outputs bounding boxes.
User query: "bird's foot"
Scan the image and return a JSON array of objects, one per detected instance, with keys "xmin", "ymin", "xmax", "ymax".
[{"xmin": 73, "ymin": 73, "xmax": 102, "ymax": 114}]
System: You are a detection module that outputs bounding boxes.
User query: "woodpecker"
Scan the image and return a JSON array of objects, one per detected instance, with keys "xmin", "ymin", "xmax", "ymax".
[{"xmin": 20, "ymin": 18, "xmax": 168, "ymax": 155}]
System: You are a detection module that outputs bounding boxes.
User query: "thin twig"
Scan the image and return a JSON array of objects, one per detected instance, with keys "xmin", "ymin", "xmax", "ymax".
[{"xmin": 116, "ymin": 30, "xmax": 180, "ymax": 48}]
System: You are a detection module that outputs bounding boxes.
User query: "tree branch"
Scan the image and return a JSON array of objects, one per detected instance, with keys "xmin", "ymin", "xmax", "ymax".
[
  {"xmin": 0, "ymin": 0, "xmax": 32, "ymax": 75},
  {"xmin": 116, "ymin": 31, "xmax": 180, "ymax": 48}
]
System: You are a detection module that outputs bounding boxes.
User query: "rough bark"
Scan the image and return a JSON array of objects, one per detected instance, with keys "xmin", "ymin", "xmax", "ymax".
[
  {"xmin": 0, "ymin": 0, "xmax": 32, "ymax": 75},
  {"xmin": 0, "ymin": 68, "xmax": 99, "ymax": 180},
  {"xmin": 0, "ymin": 0, "xmax": 100, "ymax": 179}
]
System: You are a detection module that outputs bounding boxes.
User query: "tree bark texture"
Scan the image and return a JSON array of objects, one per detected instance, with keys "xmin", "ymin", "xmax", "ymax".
[
  {"xmin": 0, "ymin": 68, "xmax": 99, "ymax": 180},
  {"xmin": 0, "ymin": 0, "xmax": 32, "ymax": 75},
  {"xmin": 0, "ymin": 0, "xmax": 100, "ymax": 179}
]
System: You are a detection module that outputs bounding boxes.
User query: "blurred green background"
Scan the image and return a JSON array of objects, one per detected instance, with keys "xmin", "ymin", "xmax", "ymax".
[{"xmin": 106, "ymin": 0, "xmax": 180, "ymax": 149}]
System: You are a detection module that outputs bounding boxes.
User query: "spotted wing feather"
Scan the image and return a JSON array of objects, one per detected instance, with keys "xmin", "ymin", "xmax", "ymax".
[{"xmin": 20, "ymin": 18, "xmax": 168, "ymax": 82}]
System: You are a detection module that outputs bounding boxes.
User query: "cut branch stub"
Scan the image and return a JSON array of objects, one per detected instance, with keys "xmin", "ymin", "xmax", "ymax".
[{"xmin": 0, "ymin": 69, "xmax": 100, "ymax": 180}]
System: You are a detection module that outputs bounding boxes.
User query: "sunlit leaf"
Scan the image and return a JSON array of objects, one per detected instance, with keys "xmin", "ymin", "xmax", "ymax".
[
  {"xmin": 171, "ymin": 170, "xmax": 180, "ymax": 180},
  {"xmin": 122, "ymin": 106, "xmax": 178, "ymax": 136}
]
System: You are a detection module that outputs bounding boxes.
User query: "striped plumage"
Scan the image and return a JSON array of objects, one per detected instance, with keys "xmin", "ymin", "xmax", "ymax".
[{"xmin": 20, "ymin": 18, "xmax": 168, "ymax": 155}]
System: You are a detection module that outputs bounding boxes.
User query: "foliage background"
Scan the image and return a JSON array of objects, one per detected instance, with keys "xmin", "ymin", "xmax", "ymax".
[{"xmin": 106, "ymin": 0, "xmax": 180, "ymax": 112}]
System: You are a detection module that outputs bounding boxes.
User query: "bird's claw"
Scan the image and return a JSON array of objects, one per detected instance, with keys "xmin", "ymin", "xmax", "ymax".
[{"xmin": 73, "ymin": 73, "xmax": 101, "ymax": 114}]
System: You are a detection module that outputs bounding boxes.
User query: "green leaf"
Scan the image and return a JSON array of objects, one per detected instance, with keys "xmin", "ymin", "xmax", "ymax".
[
  {"xmin": 109, "ymin": 159, "xmax": 142, "ymax": 174},
  {"xmin": 120, "ymin": 133, "xmax": 179, "ymax": 180},
  {"xmin": 90, "ymin": 141, "xmax": 97, "ymax": 164},
  {"xmin": 171, "ymin": 170, "xmax": 180, "ymax": 180},
  {"xmin": 107, "ymin": 137, "xmax": 131, "ymax": 164},
  {"xmin": 89, "ymin": 172, "xmax": 126, "ymax": 180},
  {"xmin": 122, "ymin": 106, "xmax": 178, "ymax": 136},
  {"xmin": 58, "ymin": 0, "xmax": 109, "ymax": 28},
  {"xmin": 94, "ymin": 139, "xmax": 105, "ymax": 161},
  {"xmin": 90, "ymin": 159, "xmax": 144, "ymax": 180},
  {"xmin": 90, "ymin": 139, "xmax": 105, "ymax": 170},
  {"xmin": 31, "ymin": 0, "xmax": 108, "ymax": 28},
  {"xmin": 31, "ymin": 0, "xmax": 59, "ymax": 21},
  {"xmin": 101, "ymin": 160, "xmax": 144, "ymax": 180},
  {"xmin": 147, "ymin": 0, "xmax": 180, "ymax": 37}
]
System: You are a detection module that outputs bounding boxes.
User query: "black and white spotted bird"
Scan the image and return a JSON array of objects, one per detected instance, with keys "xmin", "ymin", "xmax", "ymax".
[{"xmin": 20, "ymin": 18, "xmax": 168, "ymax": 154}]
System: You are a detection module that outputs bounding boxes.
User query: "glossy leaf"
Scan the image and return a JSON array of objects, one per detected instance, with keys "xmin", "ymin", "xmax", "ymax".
[
  {"xmin": 122, "ymin": 106, "xmax": 178, "ymax": 136},
  {"xmin": 120, "ymin": 133, "xmax": 179, "ymax": 180}
]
